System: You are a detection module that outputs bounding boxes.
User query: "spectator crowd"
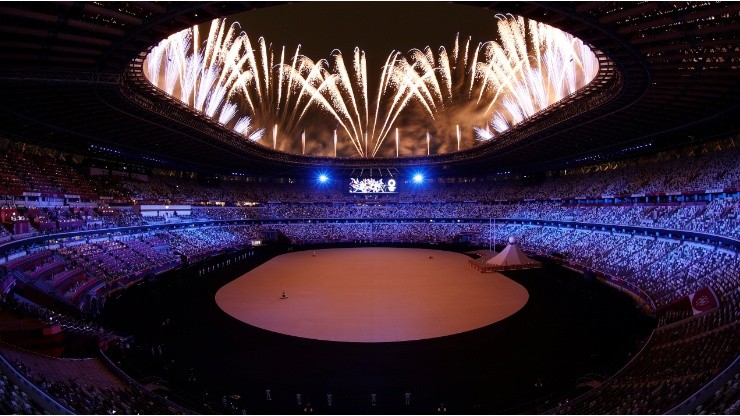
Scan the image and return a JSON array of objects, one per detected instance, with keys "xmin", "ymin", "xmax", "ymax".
[{"xmin": 0, "ymin": 143, "xmax": 737, "ymax": 415}]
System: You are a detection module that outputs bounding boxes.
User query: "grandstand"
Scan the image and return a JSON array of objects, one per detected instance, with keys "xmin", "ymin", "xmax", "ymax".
[{"xmin": 0, "ymin": 2, "xmax": 738, "ymax": 415}]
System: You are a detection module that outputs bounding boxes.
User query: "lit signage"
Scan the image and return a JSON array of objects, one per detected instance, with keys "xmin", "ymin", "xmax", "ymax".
[{"xmin": 348, "ymin": 178, "xmax": 398, "ymax": 194}]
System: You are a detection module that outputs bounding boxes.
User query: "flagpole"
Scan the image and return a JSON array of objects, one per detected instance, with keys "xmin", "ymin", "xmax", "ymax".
[
  {"xmin": 493, "ymin": 218, "xmax": 497, "ymax": 253},
  {"xmin": 489, "ymin": 218, "xmax": 492, "ymax": 252}
]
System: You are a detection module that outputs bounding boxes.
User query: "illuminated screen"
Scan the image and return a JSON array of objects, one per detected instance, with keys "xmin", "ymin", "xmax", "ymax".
[{"xmin": 349, "ymin": 178, "xmax": 398, "ymax": 194}]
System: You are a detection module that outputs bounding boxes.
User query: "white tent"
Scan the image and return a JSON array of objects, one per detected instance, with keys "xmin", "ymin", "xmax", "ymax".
[{"xmin": 485, "ymin": 237, "xmax": 540, "ymax": 267}]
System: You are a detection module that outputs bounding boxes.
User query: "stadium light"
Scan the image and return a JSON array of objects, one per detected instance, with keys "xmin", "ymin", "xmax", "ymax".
[
  {"xmin": 412, "ymin": 173, "xmax": 424, "ymax": 184},
  {"xmin": 318, "ymin": 173, "xmax": 329, "ymax": 183}
]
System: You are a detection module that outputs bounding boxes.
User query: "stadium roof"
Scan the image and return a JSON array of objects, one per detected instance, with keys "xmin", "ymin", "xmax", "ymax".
[{"xmin": 0, "ymin": 2, "xmax": 738, "ymax": 176}]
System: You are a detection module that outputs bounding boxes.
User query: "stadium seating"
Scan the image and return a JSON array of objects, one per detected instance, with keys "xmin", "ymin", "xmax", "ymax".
[
  {"xmin": 0, "ymin": 143, "xmax": 737, "ymax": 414},
  {"xmin": 0, "ymin": 342, "xmax": 188, "ymax": 414}
]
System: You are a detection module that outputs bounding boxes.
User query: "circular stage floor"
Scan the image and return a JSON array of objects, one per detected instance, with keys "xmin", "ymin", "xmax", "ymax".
[{"xmin": 215, "ymin": 248, "xmax": 529, "ymax": 342}]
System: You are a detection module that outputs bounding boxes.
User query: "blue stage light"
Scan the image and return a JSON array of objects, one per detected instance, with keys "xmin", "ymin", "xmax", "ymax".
[
  {"xmin": 412, "ymin": 173, "xmax": 424, "ymax": 184},
  {"xmin": 318, "ymin": 174, "xmax": 329, "ymax": 183}
]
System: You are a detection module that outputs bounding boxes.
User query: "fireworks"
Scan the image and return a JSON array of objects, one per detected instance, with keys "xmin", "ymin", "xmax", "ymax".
[
  {"xmin": 143, "ymin": 14, "xmax": 598, "ymax": 157},
  {"xmin": 307, "ymin": 49, "xmax": 427, "ymax": 157},
  {"xmin": 404, "ymin": 33, "xmax": 481, "ymax": 114},
  {"xmin": 473, "ymin": 15, "xmax": 599, "ymax": 139},
  {"xmin": 145, "ymin": 19, "xmax": 265, "ymax": 142},
  {"xmin": 144, "ymin": 19, "xmax": 326, "ymax": 149},
  {"xmin": 401, "ymin": 15, "xmax": 598, "ymax": 145}
]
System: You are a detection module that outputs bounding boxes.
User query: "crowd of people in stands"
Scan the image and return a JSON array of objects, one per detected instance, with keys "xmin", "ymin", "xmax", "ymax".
[
  {"xmin": 0, "ymin": 144, "xmax": 737, "ymax": 245},
  {"xmin": 186, "ymin": 197, "xmax": 739, "ymax": 239},
  {"xmin": 0, "ymin": 144, "xmax": 738, "ymax": 206},
  {"xmin": 0, "ymin": 223, "xmax": 10, "ymax": 243},
  {"xmin": 6, "ymin": 216, "xmax": 737, "ymax": 317},
  {"xmin": 0, "ymin": 142, "xmax": 737, "ymax": 415},
  {"xmin": 1, "ymin": 225, "xmax": 268, "ymax": 313},
  {"xmin": 0, "ymin": 372, "xmax": 39, "ymax": 414},
  {"xmin": 1, "ymin": 342, "xmax": 187, "ymax": 414},
  {"xmin": 4, "ymin": 222, "xmax": 729, "ymax": 415},
  {"xmin": 0, "ymin": 152, "xmax": 98, "ymax": 199},
  {"xmin": 694, "ymin": 372, "xmax": 739, "ymax": 415},
  {"xmin": 556, "ymin": 304, "xmax": 738, "ymax": 414}
]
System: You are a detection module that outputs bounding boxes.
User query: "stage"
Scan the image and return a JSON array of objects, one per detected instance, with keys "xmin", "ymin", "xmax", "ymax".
[{"xmin": 215, "ymin": 248, "xmax": 529, "ymax": 343}]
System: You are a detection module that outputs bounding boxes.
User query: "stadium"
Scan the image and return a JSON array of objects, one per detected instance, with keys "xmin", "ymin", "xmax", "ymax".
[{"xmin": 0, "ymin": 1, "xmax": 738, "ymax": 414}]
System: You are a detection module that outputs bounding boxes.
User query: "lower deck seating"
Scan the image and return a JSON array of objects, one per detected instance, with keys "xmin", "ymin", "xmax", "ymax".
[{"xmin": 0, "ymin": 342, "xmax": 189, "ymax": 414}]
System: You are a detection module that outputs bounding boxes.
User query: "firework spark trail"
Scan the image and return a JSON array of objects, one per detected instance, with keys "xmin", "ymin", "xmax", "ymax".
[
  {"xmin": 304, "ymin": 49, "xmax": 418, "ymax": 157},
  {"xmin": 439, "ymin": 46, "xmax": 453, "ymax": 103},
  {"xmin": 163, "ymin": 31, "xmax": 191, "ymax": 96},
  {"xmin": 368, "ymin": 51, "xmax": 400, "ymax": 154},
  {"xmin": 233, "ymin": 116, "xmax": 265, "ymax": 142},
  {"xmin": 467, "ymin": 41, "xmax": 480, "ymax": 99},
  {"xmin": 237, "ymin": 35, "xmax": 336, "ymax": 147},
  {"xmin": 334, "ymin": 49, "xmax": 367, "ymax": 149},
  {"xmin": 144, "ymin": 19, "xmax": 266, "ymax": 142},
  {"xmin": 289, "ymin": 67, "xmax": 365, "ymax": 156},
  {"xmin": 233, "ymin": 116, "xmax": 252, "ymax": 134},
  {"xmin": 395, "ymin": 58, "xmax": 437, "ymax": 119},
  {"xmin": 473, "ymin": 124, "xmax": 495, "ymax": 141},
  {"xmin": 214, "ymin": 23, "xmax": 242, "ymax": 86},
  {"xmin": 218, "ymin": 103, "xmax": 238, "ymax": 126},
  {"xmin": 370, "ymin": 52, "xmax": 419, "ymax": 156},
  {"xmin": 368, "ymin": 51, "xmax": 404, "ymax": 156},
  {"xmin": 371, "ymin": 56, "xmax": 447, "ymax": 157},
  {"xmin": 481, "ymin": 16, "xmax": 535, "ymax": 114},
  {"xmin": 319, "ymin": 71, "xmax": 365, "ymax": 155},
  {"xmin": 292, "ymin": 67, "xmax": 359, "ymax": 149},
  {"xmin": 283, "ymin": 46, "xmax": 302, "ymax": 113},
  {"xmin": 206, "ymin": 83, "xmax": 228, "ymax": 118},
  {"xmin": 194, "ymin": 67, "xmax": 216, "ymax": 111},
  {"xmin": 284, "ymin": 58, "xmax": 331, "ymax": 129},
  {"xmin": 397, "ymin": 14, "xmax": 597, "ymax": 146},
  {"xmin": 146, "ymin": 41, "xmax": 164, "ymax": 85},
  {"xmin": 276, "ymin": 46, "xmax": 286, "ymax": 113},
  {"xmin": 475, "ymin": 41, "xmax": 508, "ymax": 106},
  {"xmin": 407, "ymin": 49, "xmax": 441, "ymax": 111},
  {"xmin": 180, "ymin": 42, "xmax": 202, "ymax": 105},
  {"xmin": 473, "ymin": 15, "xmax": 598, "ymax": 140},
  {"xmin": 404, "ymin": 34, "xmax": 484, "ymax": 122},
  {"xmin": 261, "ymin": 37, "xmax": 271, "ymax": 105},
  {"xmin": 154, "ymin": 18, "xmax": 329, "ymax": 147},
  {"xmin": 191, "ymin": 19, "xmax": 220, "ymax": 111},
  {"xmin": 217, "ymin": 28, "xmax": 254, "ymax": 109},
  {"xmin": 144, "ymin": 15, "xmax": 598, "ymax": 156},
  {"xmin": 357, "ymin": 48, "xmax": 369, "ymax": 130}
]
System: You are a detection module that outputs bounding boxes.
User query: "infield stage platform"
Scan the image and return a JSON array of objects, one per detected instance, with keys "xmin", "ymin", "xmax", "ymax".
[{"xmin": 215, "ymin": 247, "xmax": 529, "ymax": 343}]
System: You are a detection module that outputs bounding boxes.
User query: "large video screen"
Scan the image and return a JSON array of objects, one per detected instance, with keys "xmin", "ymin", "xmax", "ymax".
[{"xmin": 349, "ymin": 178, "xmax": 398, "ymax": 194}]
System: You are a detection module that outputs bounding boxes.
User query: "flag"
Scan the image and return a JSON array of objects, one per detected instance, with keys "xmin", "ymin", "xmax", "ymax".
[{"xmin": 688, "ymin": 286, "xmax": 719, "ymax": 315}]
